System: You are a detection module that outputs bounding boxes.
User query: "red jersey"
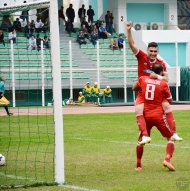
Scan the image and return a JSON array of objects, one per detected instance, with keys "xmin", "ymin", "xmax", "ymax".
[
  {"xmin": 137, "ymin": 76, "xmax": 172, "ymax": 116},
  {"xmin": 136, "ymin": 49, "xmax": 167, "ymax": 78}
]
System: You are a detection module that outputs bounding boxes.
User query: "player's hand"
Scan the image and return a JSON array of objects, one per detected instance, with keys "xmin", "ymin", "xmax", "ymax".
[
  {"xmin": 150, "ymin": 72, "xmax": 158, "ymax": 79},
  {"xmin": 126, "ymin": 22, "xmax": 132, "ymax": 31}
]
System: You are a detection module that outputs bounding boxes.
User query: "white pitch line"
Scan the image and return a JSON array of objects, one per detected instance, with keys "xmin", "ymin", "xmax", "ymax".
[
  {"xmin": 69, "ymin": 137, "xmax": 190, "ymax": 149},
  {"xmin": 61, "ymin": 184, "xmax": 102, "ymax": 191},
  {"xmin": 0, "ymin": 172, "xmax": 102, "ymax": 191},
  {"xmin": 0, "ymin": 172, "xmax": 42, "ymax": 182}
]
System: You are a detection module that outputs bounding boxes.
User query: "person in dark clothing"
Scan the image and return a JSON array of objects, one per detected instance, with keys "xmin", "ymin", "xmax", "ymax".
[
  {"xmin": 87, "ymin": 5, "xmax": 95, "ymax": 24},
  {"xmin": 78, "ymin": 4, "xmax": 86, "ymax": 23},
  {"xmin": 65, "ymin": 21, "xmax": 75, "ymax": 33},
  {"xmin": 0, "ymin": 30, "xmax": 5, "ymax": 46},
  {"xmin": 81, "ymin": 18, "xmax": 91, "ymax": 33},
  {"xmin": 91, "ymin": 29, "xmax": 98, "ymax": 46},
  {"xmin": 1, "ymin": 16, "xmax": 12, "ymax": 31},
  {"xmin": 77, "ymin": 31, "xmax": 87, "ymax": 45},
  {"xmin": 66, "ymin": 4, "xmax": 75, "ymax": 24},
  {"xmin": 13, "ymin": 18, "xmax": 22, "ymax": 32},
  {"xmin": 58, "ymin": 6, "xmax": 65, "ymax": 25},
  {"xmin": 43, "ymin": 36, "xmax": 50, "ymax": 49},
  {"xmin": 20, "ymin": 10, "xmax": 29, "ymax": 23},
  {"xmin": 36, "ymin": 34, "xmax": 42, "ymax": 51},
  {"xmin": 105, "ymin": 10, "xmax": 113, "ymax": 34}
]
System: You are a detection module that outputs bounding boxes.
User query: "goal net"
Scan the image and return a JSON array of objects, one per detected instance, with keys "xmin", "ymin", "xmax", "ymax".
[{"xmin": 0, "ymin": 0, "xmax": 64, "ymax": 188}]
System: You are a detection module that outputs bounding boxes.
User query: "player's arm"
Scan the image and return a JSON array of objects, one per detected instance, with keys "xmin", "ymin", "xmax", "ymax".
[
  {"xmin": 132, "ymin": 78, "xmax": 142, "ymax": 91},
  {"xmin": 126, "ymin": 22, "xmax": 138, "ymax": 55},
  {"xmin": 132, "ymin": 83, "xmax": 139, "ymax": 91},
  {"xmin": 164, "ymin": 83, "xmax": 173, "ymax": 104},
  {"xmin": 150, "ymin": 71, "xmax": 168, "ymax": 82}
]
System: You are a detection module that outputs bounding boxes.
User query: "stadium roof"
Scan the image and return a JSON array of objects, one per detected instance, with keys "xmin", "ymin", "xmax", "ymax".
[{"xmin": 0, "ymin": 0, "xmax": 50, "ymax": 16}]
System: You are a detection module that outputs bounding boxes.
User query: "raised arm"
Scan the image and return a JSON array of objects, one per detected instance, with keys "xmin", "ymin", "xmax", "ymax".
[{"xmin": 126, "ymin": 22, "xmax": 138, "ymax": 55}]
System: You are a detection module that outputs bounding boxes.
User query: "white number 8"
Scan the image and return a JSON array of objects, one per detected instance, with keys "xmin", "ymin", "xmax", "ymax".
[{"xmin": 145, "ymin": 84, "xmax": 155, "ymax": 100}]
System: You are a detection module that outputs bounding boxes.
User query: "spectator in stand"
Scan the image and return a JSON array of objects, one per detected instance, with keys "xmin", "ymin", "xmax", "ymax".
[
  {"xmin": 91, "ymin": 29, "xmax": 98, "ymax": 46},
  {"xmin": 77, "ymin": 30, "xmax": 87, "ymax": 45},
  {"xmin": 65, "ymin": 21, "xmax": 75, "ymax": 33},
  {"xmin": 105, "ymin": 10, "xmax": 113, "ymax": 34},
  {"xmin": 20, "ymin": 9, "xmax": 29, "ymax": 23},
  {"xmin": 58, "ymin": 6, "xmax": 65, "ymax": 25},
  {"xmin": 8, "ymin": 29, "xmax": 16, "ymax": 43},
  {"xmin": 81, "ymin": 18, "xmax": 91, "ymax": 33},
  {"xmin": 35, "ymin": 18, "xmax": 44, "ymax": 33},
  {"xmin": 81, "ymin": 24, "xmax": 89, "ymax": 38},
  {"xmin": 0, "ymin": 30, "xmax": 5, "ymax": 46},
  {"xmin": 78, "ymin": 4, "xmax": 86, "ymax": 24},
  {"xmin": 43, "ymin": 36, "xmax": 50, "ymax": 49},
  {"xmin": 20, "ymin": 1, "xmax": 29, "ymax": 23},
  {"xmin": 83, "ymin": 82, "xmax": 92, "ymax": 102},
  {"xmin": 110, "ymin": 37, "xmax": 119, "ymax": 50},
  {"xmin": 99, "ymin": 23, "xmax": 110, "ymax": 39},
  {"xmin": 13, "ymin": 18, "xmax": 22, "ymax": 32},
  {"xmin": 103, "ymin": 86, "xmax": 112, "ymax": 103},
  {"xmin": 91, "ymin": 25, "xmax": 98, "ymax": 34},
  {"xmin": 1, "ymin": 16, "xmax": 12, "ymax": 31},
  {"xmin": 24, "ymin": 22, "xmax": 32, "ymax": 39},
  {"xmin": 87, "ymin": 5, "xmax": 95, "ymax": 24},
  {"xmin": 36, "ymin": 33, "xmax": 42, "ymax": 50},
  {"xmin": 30, "ymin": 20, "xmax": 35, "ymax": 33},
  {"xmin": 43, "ymin": 18, "xmax": 49, "ymax": 33},
  {"xmin": 95, "ymin": 20, "xmax": 102, "ymax": 30},
  {"xmin": 118, "ymin": 34, "xmax": 125, "ymax": 50},
  {"xmin": 66, "ymin": 4, "xmax": 75, "ymax": 24},
  {"xmin": 28, "ymin": 35, "xmax": 37, "ymax": 50},
  {"xmin": 78, "ymin": 92, "xmax": 85, "ymax": 103}
]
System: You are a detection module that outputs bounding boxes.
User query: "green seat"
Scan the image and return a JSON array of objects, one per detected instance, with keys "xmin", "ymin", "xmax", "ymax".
[
  {"xmin": 85, "ymin": 50, "xmax": 95, "ymax": 55},
  {"xmin": 81, "ymin": 44, "xmax": 87, "ymax": 49},
  {"xmin": 98, "ymin": 39, "xmax": 104, "ymax": 44},
  {"xmin": 103, "ymin": 39, "xmax": 110, "ymax": 44},
  {"xmin": 100, "ymin": 44, "xmax": 109, "ymax": 49},
  {"xmin": 87, "ymin": 44, "xmax": 95, "ymax": 49}
]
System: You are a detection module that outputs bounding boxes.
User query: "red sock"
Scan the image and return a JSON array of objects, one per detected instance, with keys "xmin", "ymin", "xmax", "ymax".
[
  {"xmin": 165, "ymin": 141, "xmax": 175, "ymax": 162},
  {"xmin": 136, "ymin": 144, "xmax": 144, "ymax": 168},
  {"xmin": 166, "ymin": 112, "xmax": 176, "ymax": 134},
  {"xmin": 136, "ymin": 115, "xmax": 148, "ymax": 136}
]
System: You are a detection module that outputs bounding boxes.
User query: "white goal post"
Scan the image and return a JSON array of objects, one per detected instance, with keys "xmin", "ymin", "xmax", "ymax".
[{"xmin": 0, "ymin": 0, "xmax": 65, "ymax": 185}]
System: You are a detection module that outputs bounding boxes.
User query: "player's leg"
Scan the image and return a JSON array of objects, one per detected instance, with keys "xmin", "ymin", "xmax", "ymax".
[
  {"xmin": 135, "ymin": 92, "xmax": 150, "ymax": 143},
  {"xmin": 4, "ymin": 105, "xmax": 13, "ymax": 116},
  {"xmin": 156, "ymin": 115, "xmax": 176, "ymax": 171},
  {"xmin": 162, "ymin": 101, "xmax": 182, "ymax": 141},
  {"xmin": 135, "ymin": 103, "xmax": 151, "ymax": 144},
  {"xmin": 163, "ymin": 140, "xmax": 175, "ymax": 171},
  {"xmin": 135, "ymin": 143, "xmax": 144, "ymax": 171},
  {"xmin": 135, "ymin": 124, "xmax": 151, "ymax": 170}
]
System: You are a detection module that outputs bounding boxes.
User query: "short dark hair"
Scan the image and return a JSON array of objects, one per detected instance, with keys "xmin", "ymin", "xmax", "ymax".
[
  {"xmin": 148, "ymin": 42, "xmax": 158, "ymax": 48},
  {"xmin": 152, "ymin": 63, "xmax": 163, "ymax": 75}
]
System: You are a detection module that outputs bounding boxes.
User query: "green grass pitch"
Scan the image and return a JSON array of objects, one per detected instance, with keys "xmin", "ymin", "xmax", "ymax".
[{"xmin": 0, "ymin": 110, "xmax": 190, "ymax": 191}]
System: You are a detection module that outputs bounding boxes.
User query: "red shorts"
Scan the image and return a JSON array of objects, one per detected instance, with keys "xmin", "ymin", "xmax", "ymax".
[{"xmin": 138, "ymin": 114, "xmax": 172, "ymax": 141}]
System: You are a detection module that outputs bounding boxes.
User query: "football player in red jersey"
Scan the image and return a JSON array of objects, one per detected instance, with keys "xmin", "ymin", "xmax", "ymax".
[
  {"xmin": 127, "ymin": 22, "xmax": 182, "ymax": 144},
  {"xmin": 133, "ymin": 63, "xmax": 176, "ymax": 171}
]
